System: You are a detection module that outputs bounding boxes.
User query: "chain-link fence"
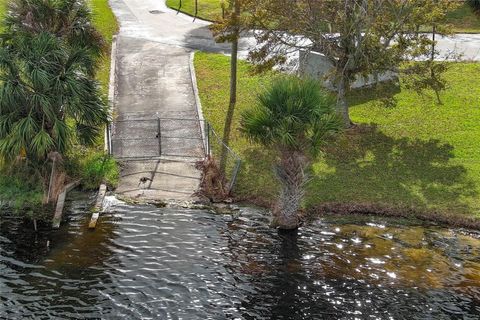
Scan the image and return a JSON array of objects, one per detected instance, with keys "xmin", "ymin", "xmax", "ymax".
[
  {"xmin": 110, "ymin": 119, "xmax": 160, "ymax": 159},
  {"xmin": 110, "ymin": 117, "xmax": 205, "ymax": 159},
  {"xmin": 157, "ymin": 117, "xmax": 205, "ymax": 158},
  {"xmin": 205, "ymin": 123, "xmax": 242, "ymax": 193},
  {"xmin": 109, "ymin": 116, "xmax": 242, "ymax": 192}
]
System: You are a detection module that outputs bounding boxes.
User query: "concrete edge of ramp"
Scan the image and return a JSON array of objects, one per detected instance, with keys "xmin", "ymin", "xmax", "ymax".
[
  {"xmin": 105, "ymin": 35, "xmax": 118, "ymax": 153},
  {"xmin": 189, "ymin": 51, "xmax": 207, "ymax": 152}
]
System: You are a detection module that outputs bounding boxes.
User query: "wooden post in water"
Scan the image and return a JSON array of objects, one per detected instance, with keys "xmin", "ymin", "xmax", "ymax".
[
  {"xmin": 89, "ymin": 184, "xmax": 107, "ymax": 229},
  {"xmin": 52, "ymin": 180, "xmax": 81, "ymax": 229},
  {"xmin": 89, "ymin": 213, "xmax": 100, "ymax": 229}
]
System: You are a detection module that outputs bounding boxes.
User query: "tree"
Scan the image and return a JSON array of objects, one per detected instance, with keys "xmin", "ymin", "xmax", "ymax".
[
  {"xmin": 5, "ymin": 0, "xmax": 105, "ymax": 57},
  {"xmin": 246, "ymin": 0, "xmax": 458, "ymax": 127},
  {"xmin": 241, "ymin": 77, "xmax": 342, "ymax": 230},
  {"xmin": 210, "ymin": 0, "xmax": 249, "ymax": 175},
  {"xmin": 0, "ymin": 0, "xmax": 108, "ymax": 185},
  {"xmin": 468, "ymin": 0, "xmax": 480, "ymax": 13}
]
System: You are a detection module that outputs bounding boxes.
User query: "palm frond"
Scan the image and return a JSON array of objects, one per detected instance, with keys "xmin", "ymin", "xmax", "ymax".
[
  {"xmin": 0, "ymin": 2, "xmax": 108, "ymax": 163},
  {"xmin": 31, "ymin": 130, "xmax": 54, "ymax": 158},
  {"xmin": 241, "ymin": 76, "xmax": 342, "ymax": 154}
]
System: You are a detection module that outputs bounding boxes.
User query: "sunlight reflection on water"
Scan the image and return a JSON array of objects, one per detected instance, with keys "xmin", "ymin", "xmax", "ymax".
[{"xmin": 1, "ymin": 192, "xmax": 480, "ymax": 319}]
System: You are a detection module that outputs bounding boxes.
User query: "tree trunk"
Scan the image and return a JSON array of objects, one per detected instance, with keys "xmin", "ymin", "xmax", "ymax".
[
  {"xmin": 219, "ymin": 0, "xmax": 240, "ymax": 175},
  {"xmin": 430, "ymin": 25, "xmax": 442, "ymax": 104},
  {"xmin": 336, "ymin": 74, "xmax": 351, "ymax": 128},
  {"xmin": 271, "ymin": 150, "xmax": 307, "ymax": 230}
]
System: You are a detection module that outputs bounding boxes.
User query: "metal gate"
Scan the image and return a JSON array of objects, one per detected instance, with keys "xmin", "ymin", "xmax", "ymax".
[
  {"xmin": 107, "ymin": 115, "xmax": 242, "ymax": 192},
  {"xmin": 109, "ymin": 117, "xmax": 205, "ymax": 160}
]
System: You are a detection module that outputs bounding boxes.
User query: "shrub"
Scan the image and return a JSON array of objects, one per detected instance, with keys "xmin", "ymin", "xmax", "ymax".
[
  {"xmin": 66, "ymin": 148, "xmax": 119, "ymax": 190},
  {"xmin": 0, "ymin": 164, "xmax": 44, "ymax": 212}
]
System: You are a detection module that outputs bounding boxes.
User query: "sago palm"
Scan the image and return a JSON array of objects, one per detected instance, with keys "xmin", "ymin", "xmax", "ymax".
[{"xmin": 241, "ymin": 77, "xmax": 341, "ymax": 230}]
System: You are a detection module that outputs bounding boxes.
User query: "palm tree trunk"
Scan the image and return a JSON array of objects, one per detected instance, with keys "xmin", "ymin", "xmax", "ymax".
[{"xmin": 272, "ymin": 150, "xmax": 307, "ymax": 230}]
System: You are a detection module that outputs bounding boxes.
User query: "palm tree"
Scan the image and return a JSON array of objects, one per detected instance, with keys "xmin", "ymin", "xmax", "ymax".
[
  {"xmin": 241, "ymin": 77, "xmax": 341, "ymax": 230},
  {"xmin": 0, "ymin": 0, "xmax": 108, "ymax": 164},
  {"xmin": 5, "ymin": 0, "xmax": 105, "ymax": 57},
  {"xmin": 0, "ymin": 32, "xmax": 108, "ymax": 160}
]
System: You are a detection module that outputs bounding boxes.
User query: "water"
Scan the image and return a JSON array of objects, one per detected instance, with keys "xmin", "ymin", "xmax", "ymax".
[{"xmin": 1, "ymin": 192, "xmax": 480, "ymax": 319}]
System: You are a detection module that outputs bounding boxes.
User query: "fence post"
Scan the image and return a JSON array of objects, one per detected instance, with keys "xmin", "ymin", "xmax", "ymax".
[
  {"xmin": 177, "ymin": 0, "xmax": 182, "ymax": 14},
  {"xmin": 157, "ymin": 117, "xmax": 161, "ymax": 156},
  {"xmin": 206, "ymin": 122, "xmax": 211, "ymax": 157},
  {"xmin": 106, "ymin": 124, "xmax": 112, "ymax": 155},
  {"xmin": 109, "ymin": 123, "xmax": 113, "ymax": 155},
  {"xmin": 228, "ymin": 159, "xmax": 241, "ymax": 194},
  {"xmin": 194, "ymin": 0, "xmax": 198, "ymax": 21}
]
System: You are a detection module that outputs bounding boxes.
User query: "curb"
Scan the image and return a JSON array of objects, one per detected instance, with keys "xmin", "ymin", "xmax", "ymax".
[
  {"xmin": 105, "ymin": 35, "xmax": 118, "ymax": 154},
  {"xmin": 189, "ymin": 51, "xmax": 207, "ymax": 154}
]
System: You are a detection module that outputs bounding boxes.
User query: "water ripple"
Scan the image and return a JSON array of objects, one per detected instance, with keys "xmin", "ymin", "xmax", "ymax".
[{"xmin": 1, "ymin": 194, "xmax": 480, "ymax": 319}]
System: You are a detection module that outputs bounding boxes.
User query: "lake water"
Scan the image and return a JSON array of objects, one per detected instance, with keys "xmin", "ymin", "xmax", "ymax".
[{"xmin": 1, "ymin": 192, "xmax": 480, "ymax": 319}]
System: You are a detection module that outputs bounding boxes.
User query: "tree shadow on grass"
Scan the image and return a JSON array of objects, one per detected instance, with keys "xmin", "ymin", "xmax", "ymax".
[
  {"xmin": 307, "ymin": 124, "xmax": 478, "ymax": 213},
  {"xmin": 235, "ymin": 144, "xmax": 278, "ymax": 203},
  {"xmin": 348, "ymin": 81, "xmax": 402, "ymax": 108}
]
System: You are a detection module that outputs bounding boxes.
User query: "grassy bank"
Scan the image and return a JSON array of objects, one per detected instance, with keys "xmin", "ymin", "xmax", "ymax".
[
  {"xmin": 194, "ymin": 51, "xmax": 480, "ymax": 220},
  {"xmin": 0, "ymin": 168, "xmax": 44, "ymax": 213},
  {"xmin": 165, "ymin": 0, "xmax": 223, "ymax": 21},
  {"xmin": 89, "ymin": 0, "xmax": 119, "ymax": 91}
]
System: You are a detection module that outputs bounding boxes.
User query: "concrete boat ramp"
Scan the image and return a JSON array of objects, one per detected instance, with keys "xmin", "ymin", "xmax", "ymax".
[
  {"xmin": 107, "ymin": 0, "xmax": 234, "ymax": 203},
  {"xmin": 110, "ymin": 37, "xmax": 205, "ymax": 202}
]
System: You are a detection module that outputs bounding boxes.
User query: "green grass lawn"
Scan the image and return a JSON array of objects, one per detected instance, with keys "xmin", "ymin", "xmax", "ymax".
[
  {"xmin": 167, "ymin": 1, "xmax": 480, "ymax": 33},
  {"xmin": 446, "ymin": 3, "xmax": 480, "ymax": 33},
  {"xmin": 194, "ymin": 51, "xmax": 480, "ymax": 218},
  {"xmin": 166, "ymin": 0, "xmax": 221, "ymax": 21},
  {"xmin": 89, "ymin": 0, "xmax": 119, "ymax": 91},
  {"xmin": 0, "ymin": 0, "xmax": 5, "ymax": 29}
]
